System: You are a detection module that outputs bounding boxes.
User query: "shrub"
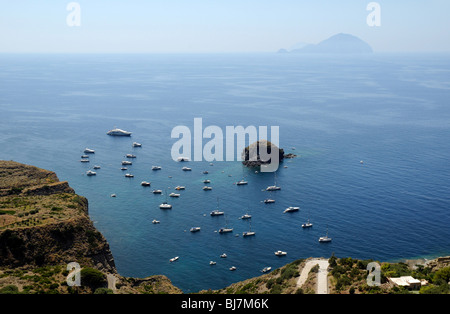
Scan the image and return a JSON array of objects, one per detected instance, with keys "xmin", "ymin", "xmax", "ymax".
[
  {"xmin": 94, "ymin": 288, "xmax": 114, "ymax": 294},
  {"xmin": 80, "ymin": 268, "xmax": 107, "ymax": 289},
  {"xmin": 0, "ymin": 285, "xmax": 19, "ymax": 294}
]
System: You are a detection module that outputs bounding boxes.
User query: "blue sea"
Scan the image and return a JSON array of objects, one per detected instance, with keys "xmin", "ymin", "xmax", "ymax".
[{"xmin": 1, "ymin": 53, "xmax": 450, "ymax": 292}]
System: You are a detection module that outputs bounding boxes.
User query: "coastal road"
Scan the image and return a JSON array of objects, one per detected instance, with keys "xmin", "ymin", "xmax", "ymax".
[
  {"xmin": 107, "ymin": 274, "xmax": 117, "ymax": 292},
  {"xmin": 296, "ymin": 258, "xmax": 329, "ymax": 294}
]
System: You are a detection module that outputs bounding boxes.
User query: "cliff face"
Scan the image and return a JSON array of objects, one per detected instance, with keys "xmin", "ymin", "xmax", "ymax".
[
  {"xmin": 0, "ymin": 161, "xmax": 115, "ymax": 272},
  {"xmin": 0, "ymin": 160, "xmax": 182, "ymax": 294}
]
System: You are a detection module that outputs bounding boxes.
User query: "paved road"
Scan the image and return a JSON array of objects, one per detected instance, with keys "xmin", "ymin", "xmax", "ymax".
[
  {"xmin": 296, "ymin": 258, "xmax": 329, "ymax": 294},
  {"xmin": 107, "ymin": 274, "xmax": 117, "ymax": 292}
]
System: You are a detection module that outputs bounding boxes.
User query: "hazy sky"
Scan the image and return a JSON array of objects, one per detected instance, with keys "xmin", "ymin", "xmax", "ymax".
[{"xmin": 1, "ymin": 0, "xmax": 449, "ymax": 53}]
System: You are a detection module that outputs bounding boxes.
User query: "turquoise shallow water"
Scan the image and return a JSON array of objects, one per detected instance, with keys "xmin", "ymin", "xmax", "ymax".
[{"xmin": 1, "ymin": 53, "xmax": 450, "ymax": 292}]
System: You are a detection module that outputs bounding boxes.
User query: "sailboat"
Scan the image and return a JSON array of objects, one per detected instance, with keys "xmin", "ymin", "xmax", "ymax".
[
  {"xmin": 219, "ymin": 214, "xmax": 233, "ymax": 233},
  {"xmin": 243, "ymin": 220, "xmax": 255, "ymax": 237},
  {"xmin": 302, "ymin": 218, "xmax": 313, "ymax": 228},
  {"xmin": 159, "ymin": 189, "xmax": 172, "ymax": 210},
  {"xmin": 319, "ymin": 228, "xmax": 332, "ymax": 242},
  {"xmin": 210, "ymin": 197, "xmax": 224, "ymax": 216},
  {"xmin": 236, "ymin": 167, "xmax": 248, "ymax": 185},
  {"xmin": 266, "ymin": 172, "xmax": 281, "ymax": 191},
  {"xmin": 302, "ymin": 210, "xmax": 313, "ymax": 228}
]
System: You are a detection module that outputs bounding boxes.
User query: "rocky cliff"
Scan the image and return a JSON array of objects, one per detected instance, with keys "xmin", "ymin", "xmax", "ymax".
[{"xmin": 0, "ymin": 161, "xmax": 181, "ymax": 294}]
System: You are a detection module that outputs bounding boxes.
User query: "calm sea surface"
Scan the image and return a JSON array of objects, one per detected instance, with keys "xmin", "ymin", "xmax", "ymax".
[{"xmin": 1, "ymin": 53, "xmax": 449, "ymax": 292}]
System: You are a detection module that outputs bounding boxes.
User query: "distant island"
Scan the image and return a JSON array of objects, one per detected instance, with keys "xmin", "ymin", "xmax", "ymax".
[{"xmin": 278, "ymin": 33, "xmax": 373, "ymax": 54}]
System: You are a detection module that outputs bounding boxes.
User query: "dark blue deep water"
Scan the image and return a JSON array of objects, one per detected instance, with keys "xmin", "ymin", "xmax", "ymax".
[{"xmin": 1, "ymin": 53, "xmax": 450, "ymax": 292}]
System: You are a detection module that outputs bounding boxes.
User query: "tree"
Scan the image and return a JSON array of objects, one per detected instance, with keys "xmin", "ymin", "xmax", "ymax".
[{"xmin": 80, "ymin": 267, "xmax": 107, "ymax": 290}]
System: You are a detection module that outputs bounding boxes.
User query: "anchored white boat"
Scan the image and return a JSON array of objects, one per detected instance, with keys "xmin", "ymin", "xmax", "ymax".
[
  {"xmin": 169, "ymin": 193, "xmax": 180, "ymax": 197},
  {"xmin": 84, "ymin": 148, "xmax": 95, "ymax": 154},
  {"xmin": 274, "ymin": 251, "xmax": 287, "ymax": 256},
  {"xmin": 203, "ymin": 186, "xmax": 212, "ymax": 191},
  {"xmin": 236, "ymin": 179, "xmax": 248, "ymax": 185},
  {"xmin": 220, "ymin": 253, "xmax": 227, "ymax": 258},
  {"xmin": 160, "ymin": 202, "xmax": 172, "ymax": 209},
  {"xmin": 261, "ymin": 267, "xmax": 272, "ymax": 273},
  {"xmin": 229, "ymin": 266, "xmax": 237, "ymax": 271},
  {"xmin": 107, "ymin": 128, "xmax": 132, "ymax": 136},
  {"xmin": 122, "ymin": 161, "xmax": 132, "ymax": 165},
  {"xmin": 86, "ymin": 170, "xmax": 96, "ymax": 176},
  {"xmin": 126, "ymin": 154, "xmax": 136, "ymax": 158},
  {"xmin": 175, "ymin": 186, "xmax": 185, "ymax": 190},
  {"xmin": 132, "ymin": 142, "xmax": 142, "ymax": 147},
  {"xmin": 284, "ymin": 206, "xmax": 300, "ymax": 213},
  {"xmin": 182, "ymin": 167, "xmax": 192, "ymax": 171},
  {"xmin": 240, "ymin": 214, "xmax": 252, "ymax": 220},
  {"xmin": 125, "ymin": 174, "xmax": 134, "ymax": 178},
  {"xmin": 80, "ymin": 159, "xmax": 89, "ymax": 163},
  {"xmin": 93, "ymin": 165, "xmax": 101, "ymax": 169},
  {"xmin": 211, "ymin": 198, "xmax": 224, "ymax": 216},
  {"xmin": 203, "ymin": 179, "xmax": 211, "ymax": 184},
  {"xmin": 152, "ymin": 219, "xmax": 160, "ymax": 224},
  {"xmin": 319, "ymin": 229, "xmax": 332, "ymax": 243},
  {"xmin": 209, "ymin": 261, "xmax": 216, "ymax": 265},
  {"xmin": 263, "ymin": 199, "xmax": 275, "ymax": 204},
  {"xmin": 170, "ymin": 256, "xmax": 179, "ymax": 262},
  {"xmin": 152, "ymin": 166, "xmax": 162, "ymax": 170},
  {"xmin": 302, "ymin": 218, "xmax": 313, "ymax": 228},
  {"xmin": 152, "ymin": 190, "xmax": 162, "ymax": 194},
  {"xmin": 141, "ymin": 181, "xmax": 151, "ymax": 186},
  {"xmin": 190, "ymin": 227, "xmax": 201, "ymax": 232}
]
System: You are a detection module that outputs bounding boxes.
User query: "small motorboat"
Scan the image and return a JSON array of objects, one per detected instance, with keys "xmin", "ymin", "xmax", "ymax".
[
  {"xmin": 182, "ymin": 167, "xmax": 192, "ymax": 171},
  {"xmin": 93, "ymin": 165, "xmax": 101, "ymax": 169},
  {"xmin": 152, "ymin": 219, "xmax": 160, "ymax": 224},
  {"xmin": 122, "ymin": 161, "xmax": 132, "ymax": 165},
  {"xmin": 125, "ymin": 173, "xmax": 134, "ymax": 178},
  {"xmin": 240, "ymin": 214, "xmax": 252, "ymax": 220},
  {"xmin": 175, "ymin": 186, "xmax": 185, "ymax": 190},
  {"xmin": 141, "ymin": 181, "xmax": 151, "ymax": 186},
  {"xmin": 210, "ymin": 210, "xmax": 224, "ymax": 216},
  {"xmin": 236, "ymin": 180, "xmax": 248, "ymax": 185},
  {"xmin": 160, "ymin": 202, "xmax": 172, "ymax": 210},
  {"xmin": 80, "ymin": 159, "xmax": 90, "ymax": 163},
  {"xmin": 81, "ymin": 155, "xmax": 89, "ymax": 158},
  {"xmin": 120, "ymin": 167, "xmax": 128, "ymax": 171},
  {"xmin": 229, "ymin": 266, "xmax": 237, "ymax": 271},
  {"xmin": 152, "ymin": 166, "xmax": 162, "ymax": 170},
  {"xmin": 220, "ymin": 253, "xmax": 227, "ymax": 258},
  {"xmin": 190, "ymin": 227, "xmax": 201, "ymax": 233},
  {"xmin": 203, "ymin": 186, "xmax": 212, "ymax": 191},
  {"xmin": 126, "ymin": 154, "xmax": 136, "ymax": 158},
  {"xmin": 170, "ymin": 256, "xmax": 179, "ymax": 262},
  {"xmin": 86, "ymin": 170, "xmax": 96, "ymax": 176},
  {"xmin": 209, "ymin": 261, "xmax": 216, "ymax": 265},
  {"xmin": 110, "ymin": 194, "xmax": 116, "ymax": 198},
  {"xmin": 203, "ymin": 180, "xmax": 211, "ymax": 184},
  {"xmin": 261, "ymin": 267, "xmax": 272, "ymax": 273},
  {"xmin": 284, "ymin": 206, "xmax": 300, "ymax": 213},
  {"xmin": 263, "ymin": 199, "xmax": 275, "ymax": 204},
  {"xmin": 132, "ymin": 142, "xmax": 142, "ymax": 147},
  {"xmin": 152, "ymin": 190, "xmax": 162, "ymax": 194},
  {"xmin": 274, "ymin": 251, "xmax": 287, "ymax": 256},
  {"xmin": 84, "ymin": 148, "xmax": 95, "ymax": 154},
  {"xmin": 169, "ymin": 193, "xmax": 180, "ymax": 197}
]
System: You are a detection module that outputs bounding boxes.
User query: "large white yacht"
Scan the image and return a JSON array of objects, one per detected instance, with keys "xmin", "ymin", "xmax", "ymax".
[{"xmin": 107, "ymin": 128, "xmax": 132, "ymax": 136}]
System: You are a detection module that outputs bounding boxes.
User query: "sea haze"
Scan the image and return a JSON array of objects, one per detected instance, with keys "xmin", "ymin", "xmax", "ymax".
[{"xmin": 0, "ymin": 53, "xmax": 449, "ymax": 292}]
